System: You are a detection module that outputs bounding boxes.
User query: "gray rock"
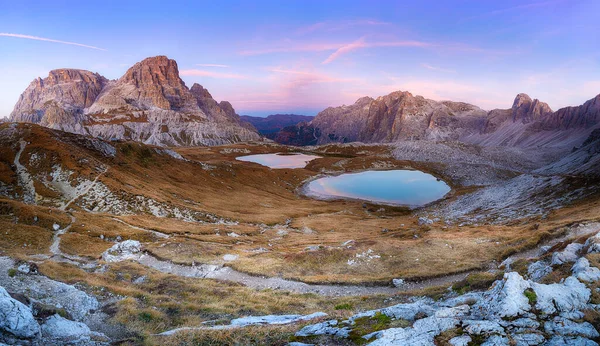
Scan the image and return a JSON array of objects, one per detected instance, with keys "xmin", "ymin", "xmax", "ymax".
[
  {"xmin": 481, "ymin": 335, "xmax": 510, "ymax": 346},
  {"xmin": 544, "ymin": 317, "xmax": 599, "ymax": 339},
  {"xmin": 572, "ymin": 257, "xmax": 600, "ymax": 282},
  {"xmin": 531, "ymin": 277, "xmax": 590, "ymax": 316},
  {"xmin": 527, "ymin": 261, "xmax": 552, "ymax": 282},
  {"xmin": 41, "ymin": 314, "xmax": 103, "ymax": 344},
  {"xmin": 102, "ymin": 240, "xmax": 142, "ymax": 262},
  {"xmin": 295, "ymin": 320, "xmax": 350, "ymax": 338},
  {"xmin": 0, "ymin": 286, "xmax": 40, "ymax": 338},
  {"xmin": 545, "ymin": 336, "xmax": 598, "ymax": 346},
  {"xmin": 551, "ymin": 243, "xmax": 583, "ymax": 265}
]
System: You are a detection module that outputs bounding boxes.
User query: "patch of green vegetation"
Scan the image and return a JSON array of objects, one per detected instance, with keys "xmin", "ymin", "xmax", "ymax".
[
  {"xmin": 509, "ymin": 258, "xmax": 530, "ymax": 277},
  {"xmin": 467, "ymin": 333, "xmax": 487, "ymax": 345},
  {"xmin": 452, "ymin": 272, "xmax": 502, "ymax": 294},
  {"xmin": 524, "ymin": 288, "xmax": 537, "ymax": 305},
  {"xmin": 7, "ymin": 268, "xmax": 17, "ymax": 277},
  {"xmin": 348, "ymin": 312, "xmax": 409, "ymax": 345},
  {"xmin": 138, "ymin": 311, "xmax": 155, "ymax": 323},
  {"xmin": 334, "ymin": 303, "xmax": 354, "ymax": 310}
]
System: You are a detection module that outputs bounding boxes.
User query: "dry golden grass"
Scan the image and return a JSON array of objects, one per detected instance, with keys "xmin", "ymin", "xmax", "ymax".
[{"xmin": 37, "ymin": 260, "xmax": 397, "ymax": 342}]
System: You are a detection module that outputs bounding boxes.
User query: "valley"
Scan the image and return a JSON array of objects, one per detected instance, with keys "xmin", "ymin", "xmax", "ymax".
[{"xmin": 1, "ymin": 54, "xmax": 600, "ymax": 345}]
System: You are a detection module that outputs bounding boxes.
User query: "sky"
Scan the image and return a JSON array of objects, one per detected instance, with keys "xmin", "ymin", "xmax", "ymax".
[{"xmin": 0, "ymin": 0, "xmax": 599, "ymax": 118}]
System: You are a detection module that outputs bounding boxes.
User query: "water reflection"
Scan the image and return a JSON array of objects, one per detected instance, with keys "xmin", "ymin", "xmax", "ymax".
[
  {"xmin": 305, "ymin": 170, "xmax": 450, "ymax": 206},
  {"xmin": 236, "ymin": 153, "xmax": 321, "ymax": 169}
]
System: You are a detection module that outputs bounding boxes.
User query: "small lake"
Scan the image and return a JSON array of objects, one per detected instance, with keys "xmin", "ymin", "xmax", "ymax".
[
  {"xmin": 304, "ymin": 170, "xmax": 450, "ymax": 206},
  {"xmin": 236, "ymin": 153, "xmax": 321, "ymax": 169}
]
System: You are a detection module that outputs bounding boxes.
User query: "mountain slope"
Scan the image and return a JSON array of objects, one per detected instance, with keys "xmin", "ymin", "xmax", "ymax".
[
  {"xmin": 240, "ymin": 114, "xmax": 314, "ymax": 139},
  {"xmin": 10, "ymin": 56, "xmax": 260, "ymax": 146}
]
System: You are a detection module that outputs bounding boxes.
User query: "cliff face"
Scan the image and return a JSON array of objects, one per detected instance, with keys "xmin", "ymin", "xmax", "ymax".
[
  {"xmin": 10, "ymin": 56, "xmax": 260, "ymax": 146},
  {"xmin": 303, "ymin": 91, "xmax": 489, "ymax": 144},
  {"xmin": 274, "ymin": 91, "xmax": 600, "ymax": 148},
  {"xmin": 10, "ymin": 69, "xmax": 108, "ymax": 126}
]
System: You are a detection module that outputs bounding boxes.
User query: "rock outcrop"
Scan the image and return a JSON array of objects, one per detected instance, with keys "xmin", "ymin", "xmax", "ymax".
[
  {"xmin": 296, "ymin": 226, "xmax": 600, "ymax": 345},
  {"xmin": 10, "ymin": 56, "xmax": 260, "ymax": 146}
]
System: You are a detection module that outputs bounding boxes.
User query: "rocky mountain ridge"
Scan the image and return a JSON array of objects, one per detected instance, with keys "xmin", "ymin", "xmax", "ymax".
[
  {"xmin": 9, "ymin": 56, "xmax": 260, "ymax": 146},
  {"xmin": 274, "ymin": 91, "xmax": 600, "ymax": 148}
]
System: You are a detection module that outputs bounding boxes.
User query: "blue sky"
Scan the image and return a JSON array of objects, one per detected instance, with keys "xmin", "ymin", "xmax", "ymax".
[{"xmin": 0, "ymin": 0, "xmax": 599, "ymax": 117}]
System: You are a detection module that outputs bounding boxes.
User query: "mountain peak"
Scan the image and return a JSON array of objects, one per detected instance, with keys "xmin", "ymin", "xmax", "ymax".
[
  {"xmin": 511, "ymin": 93, "xmax": 552, "ymax": 123},
  {"xmin": 512, "ymin": 93, "xmax": 533, "ymax": 108}
]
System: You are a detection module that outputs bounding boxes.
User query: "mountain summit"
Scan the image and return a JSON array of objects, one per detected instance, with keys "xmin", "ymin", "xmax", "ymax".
[{"xmin": 10, "ymin": 56, "xmax": 260, "ymax": 146}]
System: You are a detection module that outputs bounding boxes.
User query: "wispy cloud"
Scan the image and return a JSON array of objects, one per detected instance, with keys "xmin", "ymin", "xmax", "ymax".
[
  {"xmin": 323, "ymin": 38, "xmax": 432, "ymax": 64},
  {"xmin": 196, "ymin": 64, "xmax": 230, "ymax": 68},
  {"xmin": 463, "ymin": 0, "xmax": 564, "ymax": 21},
  {"xmin": 239, "ymin": 42, "xmax": 343, "ymax": 56},
  {"xmin": 296, "ymin": 19, "xmax": 392, "ymax": 35},
  {"xmin": 269, "ymin": 68, "xmax": 356, "ymax": 83},
  {"xmin": 0, "ymin": 33, "xmax": 106, "ymax": 51},
  {"xmin": 180, "ymin": 69, "xmax": 246, "ymax": 79},
  {"xmin": 421, "ymin": 63, "xmax": 456, "ymax": 74}
]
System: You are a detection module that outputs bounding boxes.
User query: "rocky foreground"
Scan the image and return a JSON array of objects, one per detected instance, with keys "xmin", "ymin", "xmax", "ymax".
[{"xmin": 2, "ymin": 222, "xmax": 600, "ymax": 345}]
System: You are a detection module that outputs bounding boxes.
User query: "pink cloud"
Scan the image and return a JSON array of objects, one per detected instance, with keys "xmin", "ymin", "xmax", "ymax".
[
  {"xmin": 421, "ymin": 63, "xmax": 456, "ymax": 73},
  {"xmin": 196, "ymin": 64, "xmax": 230, "ymax": 68},
  {"xmin": 323, "ymin": 38, "xmax": 433, "ymax": 64},
  {"xmin": 296, "ymin": 19, "xmax": 392, "ymax": 35},
  {"xmin": 179, "ymin": 69, "xmax": 246, "ymax": 79}
]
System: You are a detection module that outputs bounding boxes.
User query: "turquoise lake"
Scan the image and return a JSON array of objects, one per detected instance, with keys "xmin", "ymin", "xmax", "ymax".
[
  {"xmin": 236, "ymin": 153, "xmax": 321, "ymax": 169},
  {"xmin": 305, "ymin": 170, "xmax": 450, "ymax": 206}
]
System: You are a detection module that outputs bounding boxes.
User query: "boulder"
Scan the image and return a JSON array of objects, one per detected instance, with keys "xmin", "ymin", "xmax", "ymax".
[{"xmin": 0, "ymin": 286, "xmax": 40, "ymax": 338}]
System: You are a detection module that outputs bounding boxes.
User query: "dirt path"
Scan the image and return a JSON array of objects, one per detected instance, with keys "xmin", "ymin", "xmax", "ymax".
[
  {"xmin": 111, "ymin": 217, "xmax": 170, "ymax": 239},
  {"xmin": 125, "ymin": 222, "xmax": 600, "ymax": 297},
  {"xmin": 14, "ymin": 140, "xmax": 36, "ymax": 204}
]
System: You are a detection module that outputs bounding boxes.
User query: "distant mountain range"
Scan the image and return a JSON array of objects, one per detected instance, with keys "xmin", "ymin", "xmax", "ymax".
[
  {"xmin": 9, "ymin": 56, "xmax": 260, "ymax": 146},
  {"xmin": 240, "ymin": 114, "xmax": 314, "ymax": 139},
  {"xmin": 273, "ymin": 91, "xmax": 600, "ymax": 148}
]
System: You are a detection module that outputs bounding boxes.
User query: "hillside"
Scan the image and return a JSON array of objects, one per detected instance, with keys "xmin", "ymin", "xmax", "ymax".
[{"xmin": 240, "ymin": 114, "xmax": 314, "ymax": 139}]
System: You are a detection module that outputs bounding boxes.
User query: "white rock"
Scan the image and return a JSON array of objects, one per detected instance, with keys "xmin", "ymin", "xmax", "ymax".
[
  {"xmin": 230, "ymin": 312, "xmax": 327, "ymax": 327},
  {"xmin": 552, "ymin": 243, "xmax": 584, "ymax": 265},
  {"xmin": 418, "ymin": 217, "xmax": 433, "ymax": 225},
  {"xmin": 222, "ymin": 254, "xmax": 238, "ymax": 261},
  {"xmin": 0, "ymin": 286, "xmax": 40, "ymax": 338},
  {"xmin": 545, "ymin": 336, "xmax": 599, "ymax": 346},
  {"xmin": 585, "ymin": 233, "xmax": 600, "ymax": 254},
  {"xmin": 463, "ymin": 320, "xmax": 505, "ymax": 335},
  {"xmin": 481, "ymin": 335, "xmax": 509, "ymax": 346},
  {"xmin": 532, "ymin": 276, "xmax": 590, "ymax": 316},
  {"xmin": 41, "ymin": 314, "xmax": 98, "ymax": 343},
  {"xmin": 349, "ymin": 299, "xmax": 435, "ymax": 323},
  {"xmin": 17, "ymin": 263, "xmax": 30, "ymax": 274},
  {"xmin": 544, "ymin": 317, "xmax": 599, "ymax": 339},
  {"xmin": 392, "ymin": 279, "xmax": 405, "ymax": 288},
  {"xmin": 102, "ymin": 240, "xmax": 142, "ymax": 262},
  {"xmin": 52, "ymin": 223, "xmax": 60, "ymax": 231},
  {"xmin": 572, "ymin": 257, "xmax": 600, "ymax": 282},
  {"xmin": 511, "ymin": 332, "xmax": 545, "ymax": 345},
  {"xmin": 473, "ymin": 272, "xmax": 531, "ymax": 318},
  {"xmin": 368, "ymin": 308, "xmax": 462, "ymax": 346},
  {"xmin": 527, "ymin": 261, "xmax": 552, "ymax": 282},
  {"xmin": 295, "ymin": 320, "xmax": 350, "ymax": 338}
]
